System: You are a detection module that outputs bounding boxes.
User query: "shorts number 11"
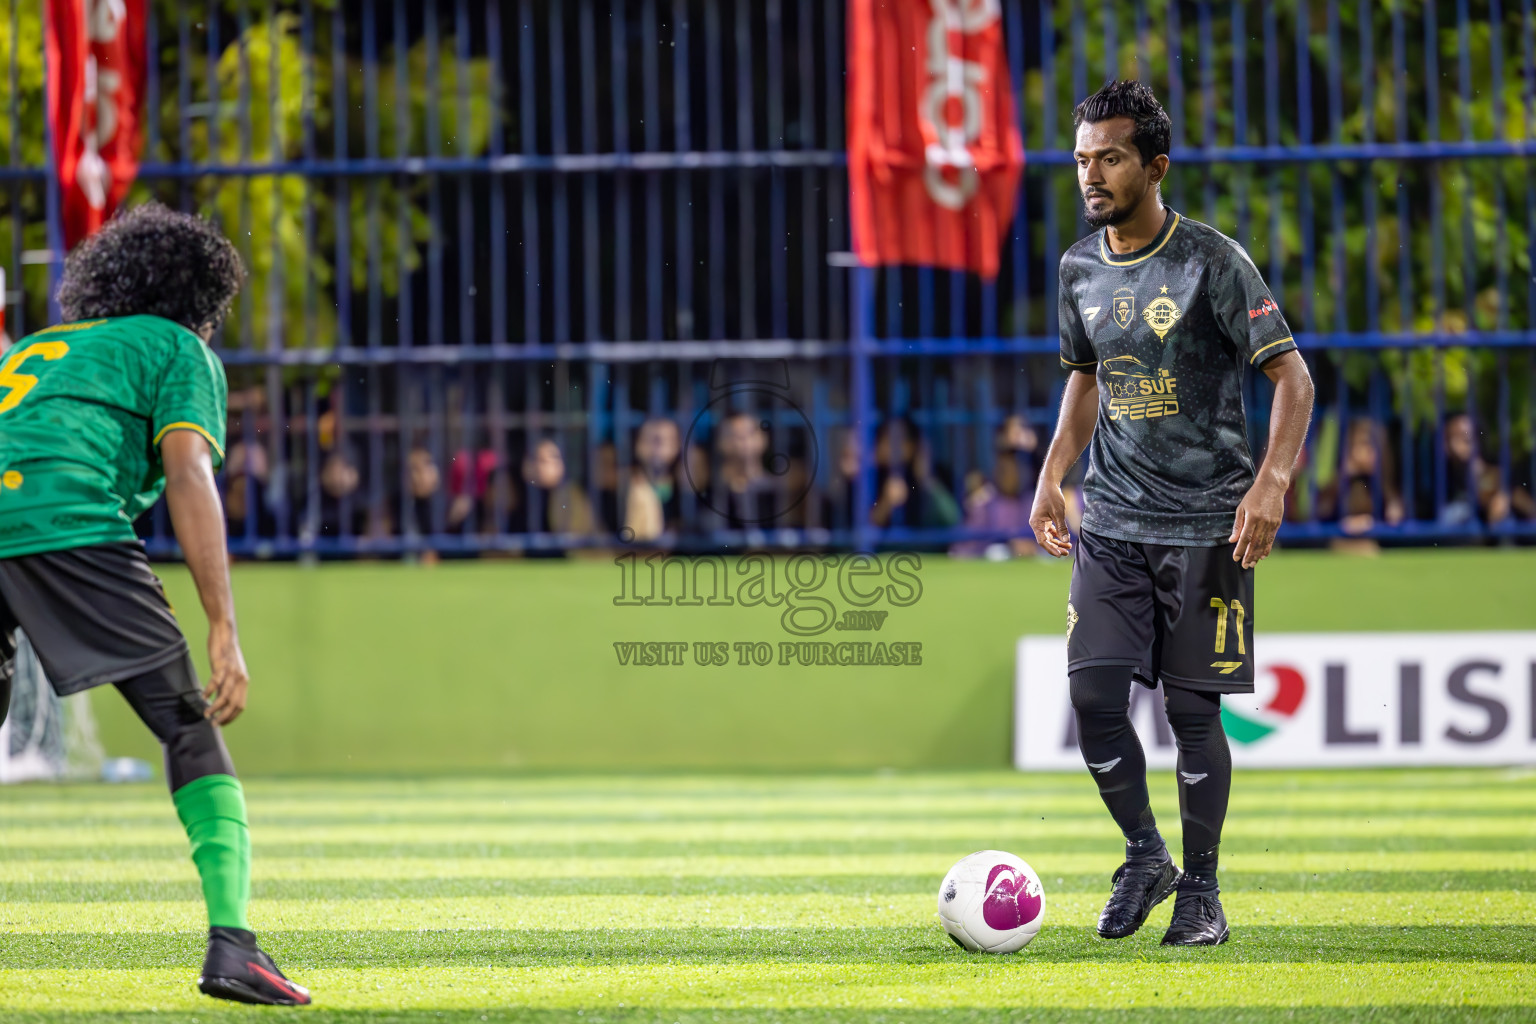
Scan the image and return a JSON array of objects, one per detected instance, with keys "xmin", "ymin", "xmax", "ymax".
[{"xmin": 1209, "ymin": 598, "xmax": 1246, "ymax": 656}]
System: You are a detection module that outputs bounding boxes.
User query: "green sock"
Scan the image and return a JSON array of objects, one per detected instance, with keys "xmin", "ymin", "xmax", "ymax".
[{"xmin": 172, "ymin": 774, "xmax": 251, "ymax": 931}]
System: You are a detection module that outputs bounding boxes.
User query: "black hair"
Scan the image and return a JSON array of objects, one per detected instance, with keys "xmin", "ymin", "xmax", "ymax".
[
  {"xmin": 55, "ymin": 201, "xmax": 245, "ymax": 333},
  {"xmin": 1072, "ymin": 80, "xmax": 1172, "ymax": 166}
]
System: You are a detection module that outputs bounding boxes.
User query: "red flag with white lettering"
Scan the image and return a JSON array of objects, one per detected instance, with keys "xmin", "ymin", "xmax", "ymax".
[
  {"xmin": 46, "ymin": 0, "xmax": 147, "ymax": 250},
  {"xmin": 847, "ymin": 0, "xmax": 1024, "ymax": 280}
]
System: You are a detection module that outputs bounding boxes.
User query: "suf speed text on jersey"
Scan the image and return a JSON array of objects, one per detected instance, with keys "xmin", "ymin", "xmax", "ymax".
[{"xmin": 1058, "ymin": 210, "xmax": 1297, "ymax": 545}]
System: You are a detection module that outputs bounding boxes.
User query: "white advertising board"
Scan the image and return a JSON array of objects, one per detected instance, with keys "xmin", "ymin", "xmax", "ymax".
[{"xmin": 1014, "ymin": 632, "xmax": 1536, "ymax": 770}]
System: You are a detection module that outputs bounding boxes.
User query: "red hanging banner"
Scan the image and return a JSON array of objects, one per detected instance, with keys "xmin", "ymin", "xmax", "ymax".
[
  {"xmin": 847, "ymin": 0, "xmax": 1024, "ymax": 280},
  {"xmin": 46, "ymin": 0, "xmax": 147, "ymax": 250}
]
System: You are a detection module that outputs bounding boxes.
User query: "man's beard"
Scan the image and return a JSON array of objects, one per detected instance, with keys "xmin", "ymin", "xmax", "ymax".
[{"xmin": 1081, "ymin": 188, "xmax": 1140, "ymax": 228}]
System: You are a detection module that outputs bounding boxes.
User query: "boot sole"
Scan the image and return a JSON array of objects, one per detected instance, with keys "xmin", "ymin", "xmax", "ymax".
[
  {"xmin": 1096, "ymin": 868, "xmax": 1182, "ymax": 940},
  {"xmin": 198, "ymin": 975, "xmax": 311, "ymax": 1006},
  {"xmin": 1161, "ymin": 924, "xmax": 1230, "ymax": 946}
]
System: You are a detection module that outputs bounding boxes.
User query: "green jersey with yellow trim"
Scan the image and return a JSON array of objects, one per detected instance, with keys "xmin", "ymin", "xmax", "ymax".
[
  {"xmin": 1057, "ymin": 209, "xmax": 1297, "ymax": 545},
  {"xmin": 0, "ymin": 315, "xmax": 227, "ymax": 558}
]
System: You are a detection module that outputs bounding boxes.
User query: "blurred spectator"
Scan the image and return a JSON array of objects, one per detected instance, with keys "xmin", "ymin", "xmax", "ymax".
[
  {"xmin": 950, "ymin": 415, "xmax": 1041, "ymax": 559},
  {"xmin": 319, "ymin": 449, "xmax": 369, "ymax": 538},
  {"xmin": 223, "ymin": 437, "xmax": 275, "ymax": 539},
  {"xmin": 870, "ymin": 418, "xmax": 960, "ymax": 531},
  {"xmin": 448, "ymin": 448, "xmax": 512, "ymax": 534},
  {"xmin": 819, "ymin": 420, "xmax": 960, "ymax": 534},
  {"xmin": 1512, "ymin": 460, "xmax": 1536, "ymax": 523},
  {"xmin": 819, "ymin": 428, "xmax": 863, "ymax": 530},
  {"xmin": 1442, "ymin": 413, "xmax": 1511, "ymax": 527},
  {"xmin": 407, "ymin": 447, "xmax": 443, "ymax": 534},
  {"xmin": 522, "ymin": 436, "xmax": 595, "ymax": 539},
  {"xmin": 1316, "ymin": 418, "xmax": 1405, "ymax": 537},
  {"xmin": 997, "ymin": 413, "xmax": 1042, "ymax": 495},
  {"xmin": 704, "ymin": 412, "xmax": 781, "ymax": 528},
  {"xmin": 624, "ymin": 417, "xmax": 682, "ymax": 542},
  {"xmin": 1283, "ymin": 444, "xmax": 1315, "ymax": 523},
  {"xmin": 403, "ymin": 446, "xmax": 444, "ymax": 563},
  {"xmin": 227, "ymin": 384, "xmax": 265, "ymax": 411},
  {"xmin": 594, "ymin": 441, "xmax": 620, "ymax": 533},
  {"xmin": 316, "ymin": 405, "xmax": 338, "ymax": 451},
  {"xmin": 686, "ymin": 442, "xmax": 711, "ymax": 501}
]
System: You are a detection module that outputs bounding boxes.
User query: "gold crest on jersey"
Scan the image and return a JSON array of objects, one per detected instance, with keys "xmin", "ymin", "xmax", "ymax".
[
  {"xmin": 1112, "ymin": 288, "xmax": 1135, "ymax": 329},
  {"xmin": 1141, "ymin": 285, "xmax": 1183, "ymax": 341}
]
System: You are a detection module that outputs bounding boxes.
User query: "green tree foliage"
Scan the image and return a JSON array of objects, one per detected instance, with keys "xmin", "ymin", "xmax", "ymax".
[
  {"xmin": 1029, "ymin": 0, "xmax": 1534, "ymax": 464},
  {"xmin": 137, "ymin": 6, "xmax": 493, "ymax": 350},
  {"xmin": 2, "ymin": 1, "xmax": 494, "ymax": 348},
  {"xmin": 0, "ymin": 4, "xmax": 52, "ymax": 335}
]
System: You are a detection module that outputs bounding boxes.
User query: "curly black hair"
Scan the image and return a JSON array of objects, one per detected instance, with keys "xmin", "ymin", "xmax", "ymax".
[
  {"xmin": 55, "ymin": 201, "xmax": 245, "ymax": 334},
  {"xmin": 1072, "ymin": 80, "xmax": 1172, "ymax": 166}
]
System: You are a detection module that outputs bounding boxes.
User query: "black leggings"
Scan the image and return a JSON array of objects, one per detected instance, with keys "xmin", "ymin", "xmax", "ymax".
[
  {"xmin": 1162, "ymin": 682, "xmax": 1231, "ymax": 876},
  {"xmin": 1, "ymin": 647, "xmax": 234, "ymax": 793},
  {"xmin": 1070, "ymin": 664, "xmax": 1232, "ymax": 876},
  {"xmin": 1069, "ymin": 666, "xmax": 1157, "ymax": 838},
  {"xmin": 115, "ymin": 652, "xmax": 238, "ymax": 792}
]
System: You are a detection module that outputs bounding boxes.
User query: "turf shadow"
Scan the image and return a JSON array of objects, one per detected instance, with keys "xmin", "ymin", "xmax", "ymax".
[
  {"xmin": 5, "ymin": 833, "xmax": 1531, "ymax": 860},
  {"xmin": 4, "ymin": 925, "xmax": 1532, "ymax": 970},
  {"xmin": 4, "ymin": 1006, "xmax": 1535, "ymax": 1024},
  {"xmin": 4, "ymin": 870, "xmax": 1533, "ymax": 903}
]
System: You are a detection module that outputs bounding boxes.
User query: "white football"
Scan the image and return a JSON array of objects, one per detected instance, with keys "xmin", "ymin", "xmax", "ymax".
[{"xmin": 937, "ymin": 850, "xmax": 1045, "ymax": 953}]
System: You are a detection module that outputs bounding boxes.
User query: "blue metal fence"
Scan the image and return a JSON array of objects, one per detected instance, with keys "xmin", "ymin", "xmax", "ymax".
[{"xmin": 1, "ymin": 0, "xmax": 1532, "ymax": 557}]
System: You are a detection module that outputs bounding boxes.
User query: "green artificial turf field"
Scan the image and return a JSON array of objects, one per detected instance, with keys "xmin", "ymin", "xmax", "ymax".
[{"xmin": 3, "ymin": 768, "xmax": 1535, "ymax": 1022}]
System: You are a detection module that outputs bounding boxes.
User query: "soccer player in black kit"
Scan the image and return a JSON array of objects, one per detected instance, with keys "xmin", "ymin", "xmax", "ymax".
[{"xmin": 1029, "ymin": 81, "xmax": 1315, "ymax": 945}]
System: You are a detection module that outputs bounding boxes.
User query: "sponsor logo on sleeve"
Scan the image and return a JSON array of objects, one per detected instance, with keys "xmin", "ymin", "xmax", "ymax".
[{"xmin": 1248, "ymin": 297, "xmax": 1280, "ymax": 320}]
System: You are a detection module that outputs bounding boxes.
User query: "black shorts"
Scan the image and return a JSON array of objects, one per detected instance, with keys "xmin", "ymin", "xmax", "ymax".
[
  {"xmin": 1067, "ymin": 528, "xmax": 1255, "ymax": 694},
  {"xmin": 0, "ymin": 541, "xmax": 189, "ymax": 696}
]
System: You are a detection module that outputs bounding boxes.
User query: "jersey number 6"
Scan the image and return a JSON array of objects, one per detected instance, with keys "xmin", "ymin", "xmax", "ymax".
[{"xmin": 0, "ymin": 341, "xmax": 70, "ymax": 415}]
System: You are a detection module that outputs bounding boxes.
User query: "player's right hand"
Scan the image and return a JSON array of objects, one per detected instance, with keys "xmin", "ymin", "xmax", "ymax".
[
  {"xmin": 204, "ymin": 625, "xmax": 250, "ymax": 726},
  {"xmin": 1028, "ymin": 481, "xmax": 1073, "ymax": 557}
]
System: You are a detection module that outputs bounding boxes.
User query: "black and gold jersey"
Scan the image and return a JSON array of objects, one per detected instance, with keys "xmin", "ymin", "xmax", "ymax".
[{"xmin": 1057, "ymin": 208, "xmax": 1296, "ymax": 545}]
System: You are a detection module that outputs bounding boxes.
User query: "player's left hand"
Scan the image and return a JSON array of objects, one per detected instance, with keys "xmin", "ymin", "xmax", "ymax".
[
  {"xmin": 1230, "ymin": 477, "xmax": 1286, "ymax": 568},
  {"xmin": 203, "ymin": 625, "xmax": 250, "ymax": 725}
]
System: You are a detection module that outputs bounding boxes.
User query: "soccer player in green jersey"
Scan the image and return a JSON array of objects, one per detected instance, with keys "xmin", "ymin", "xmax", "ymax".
[{"xmin": 0, "ymin": 203, "xmax": 310, "ymax": 1005}]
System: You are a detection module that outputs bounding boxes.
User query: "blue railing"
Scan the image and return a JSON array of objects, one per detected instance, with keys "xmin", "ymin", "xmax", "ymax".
[{"xmin": 0, "ymin": 0, "xmax": 1531, "ymax": 558}]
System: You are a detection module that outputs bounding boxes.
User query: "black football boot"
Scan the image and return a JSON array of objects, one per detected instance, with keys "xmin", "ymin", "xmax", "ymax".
[
  {"xmin": 1160, "ymin": 877, "xmax": 1230, "ymax": 946},
  {"xmin": 1096, "ymin": 850, "xmax": 1181, "ymax": 939},
  {"xmin": 198, "ymin": 927, "xmax": 312, "ymax": 1005}
]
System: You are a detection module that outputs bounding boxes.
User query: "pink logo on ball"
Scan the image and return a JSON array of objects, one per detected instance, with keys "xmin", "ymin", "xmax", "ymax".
[{"xmin": 981, "ymin": 863, "xmax": 1042, "ymax": 930}]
